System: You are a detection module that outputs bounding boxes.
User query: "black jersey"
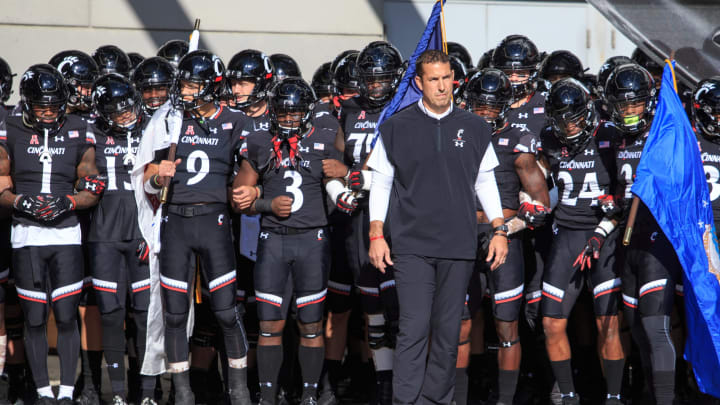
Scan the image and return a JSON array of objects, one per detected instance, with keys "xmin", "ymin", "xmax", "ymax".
[
  {"xmin": 339, "ymin": 97, "xmax": 381, "ymax": 168},
  {"xmin": 614, "ymin": 129, "xmax": 648, "ymax": 201},
  {"xmin": 88, "ymin": 121, "xmax": 149, "ymax": 242},
  {"xmin": 243, "ymin": 126, "xmax": 342, "ymax": 229},
  {"xmin": 155, "ymin": 106, "xmax": 248, "ymax": 205},
  {"xmin": 541, "ymin": 121, "xmax": 618, "ymax": 230},
  {"xmin": 697, "ymin": 132, "xmax": 720, "ymax": 227},
  {"xmin": 70, "ymin": 110, "xmax": 97, "ymax": 124},
  {"xmin": 507, "ymin": 91, "xmax": 547, "ymax": 137},
  {"xmin": 0, "ymin": 115, "xmax": 93, "ymax": 227},
  {"xmin": 314, "ymin": 101, "xmax": 339, "ymax": 132},
  {"xmin": 491, "ymin": 123, "xmax": 539, "ymax": 210}
]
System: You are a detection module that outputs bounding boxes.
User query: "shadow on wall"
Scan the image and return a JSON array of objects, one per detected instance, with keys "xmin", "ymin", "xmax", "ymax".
[
  {"xmin": 127, "ymin": 0, "xmax": 210, "ymax": 51},
  {"xmin": 382, "ymin": 1, "xmax": 431, "ymax": 61}
]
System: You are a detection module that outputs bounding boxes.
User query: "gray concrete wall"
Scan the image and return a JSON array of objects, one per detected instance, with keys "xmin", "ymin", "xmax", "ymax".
[{"xmin": 0, "ymin": 0, "xmax": 385, "ymax": 104}]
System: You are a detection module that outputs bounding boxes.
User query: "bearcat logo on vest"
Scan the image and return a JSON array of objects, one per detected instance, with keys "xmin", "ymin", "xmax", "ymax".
[{"xmin": 454, "ymin": 129, "xmax": 465, "ymax": 148}]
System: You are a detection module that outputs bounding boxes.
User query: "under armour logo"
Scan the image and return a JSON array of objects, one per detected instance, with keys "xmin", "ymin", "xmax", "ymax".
[
  {"xmin": 502, "ymin": 341, "xmax": 513, "ymax": 348},
  {"xmin": 454, "ymin": 129, "xmax": 465, "ymax": 148},
  {"xmin": 209, "ymin": 127, "xmax": 218, "ymax": 135},
  {"xmin": 217, "ymin": 214, "xmax": 224, "ymax": 226},
  {"xmin": 584, "ymin": 149, "xmax": 594, "ymax": 156},
  {"xmin": 87, "ymin": 183, "xmax": 97, "ymax": 191},
  {"xmin": 54, "ymin": 135, "xmax": 64, "ymax": 142},
  {"xmin": 260, "ymin": 232, "xmax": 269, "ymax": 240},
  {"xmin": 254, "ymin": 122, "xmax": 270, "ymax": 131},
  {"xmin": 518, "ymin": 113, "xmax": 528, "ymax": 119},
  {"xmin": 22, "ymin": 200, "xmax": 32, "ymax": 209},
  {"xmin": 298, "ymin": 146, "xmax": 309, "ymax": 153}
]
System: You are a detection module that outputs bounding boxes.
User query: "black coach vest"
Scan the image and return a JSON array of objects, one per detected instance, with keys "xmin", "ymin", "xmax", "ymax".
[{"xmin": 380, "ymin": 103, "xmax": 492, "ymax": 260}]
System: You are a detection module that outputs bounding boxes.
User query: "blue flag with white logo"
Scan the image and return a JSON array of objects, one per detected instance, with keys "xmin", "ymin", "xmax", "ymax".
[
  {"xmin": 372, "ymin": 0, "xmax": 446, "ymax": 147},
  {"xmin": 631, "ymin": 60, "xmax": 720, "ymax": 398}
]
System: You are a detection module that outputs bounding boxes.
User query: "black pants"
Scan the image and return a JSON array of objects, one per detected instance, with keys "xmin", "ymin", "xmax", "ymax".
[{"xmin": 392, "ymin": 254, "xmax": 474, "ymax": 405}]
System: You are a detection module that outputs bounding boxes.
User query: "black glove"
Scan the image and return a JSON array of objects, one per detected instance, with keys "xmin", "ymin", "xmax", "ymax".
[
  {"xmin": 13, "ymin": 194, "xmax": 42, "ymax": 217},
  {"xmin": 517, "ymin": 201, "xmax": 550, "ymax": 229},
  {"xmin": 524, "ymin": 295, "xmax": 541, "ymax": 331},
  {"xmin": 573, "ymin": 231, "xmax": 606, "ymax": 271},
  {"xmin": 35, "ymin": 195, "xmax": 75, "ymax": 222},
  {"xmin": 336, "ymin": 191, "xmax": 358, "ymax": 215},
  {"xmin": 76, "ymin": 174, "xmax": 107, "ymax": 196},
  {"xmin": 348, "ymin": 169, "xmax": 365, "ymax": 192},
  {"xmin": 597, "ymin": 194, "xmax": 622, "ymax": 218},
  {"xmin": 137, "ymin": 240, "xmax": 150, "ymax": 264}
]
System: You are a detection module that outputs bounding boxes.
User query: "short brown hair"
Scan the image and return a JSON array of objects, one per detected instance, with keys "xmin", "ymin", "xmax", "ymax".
[{"xmin": 415, "ymin": 50, "xmax": 450, "ymax": 77}]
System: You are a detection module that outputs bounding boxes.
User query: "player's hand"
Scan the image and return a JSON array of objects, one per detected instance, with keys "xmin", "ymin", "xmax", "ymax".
[
  {"xmin": 369, "ymin": 237, "xmax": 393, "ymax": 274},
  {"xmin": 158, "ymin": 159, "xmax": 181, "ymax": 180},
  {"xmin": 336, "ymin": 191, "xmax": 358, "ymax": 215},
  {"xmin": 0, "ymin": 176, "xmax": 12, "ymax": 194},
  {"xmin": 322, "ymin": 159, "xmax": 349, "ymax": 179},
  {"xmin": 517, "ymin": 201, "xmax": 550, "ymax": 229},
  {"xmin": 597, "ymin": 194, "xmax": 621, "ymax": 218},
  {"xmin": 487, "ymin": 234, "xmax": 509, "ymax": 271},
  {"xmin": 573, "ymin": 231, "xmax": 606, "ymax": 271},
  {"xmin": 35, "ymin": 195, "xmax": 76, "ymax": 222},
  {"xmin": 137, "ymin": 240, "xmax": 150, "ymax": 264},
  {"xmin": 76, "ymin": 174, "xmax": 107, "ymax": 196},
  {"xmin": 232, "ymin": 185, "xmax": 258, "ymax": 210},
  {"xmin": 271, "ymin": 195, "xmax": 293, "ymax": 218},
  {"xmin": 13, "ymin": 194, "xmax": 43, "ymax": 217},
  {"xmin": 348, "ymin": 169, "xmax": 366, "ymax": 192}
]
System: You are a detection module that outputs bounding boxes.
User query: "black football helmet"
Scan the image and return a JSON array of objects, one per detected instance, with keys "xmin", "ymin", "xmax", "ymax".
[
  {"xmin": 93, "ymin": 45, "xmax": 132, "ymax": 77},
  {"xmin": 692, "ymin": 77, "xmax": 720, "ymax": 139},
  {"xmin": 491, "ymin": 35, "xmax": 541, "ymax": 100},
  {"xmin": 269, "ymin": 78, "xmax": 316, "ymax": 139},
  {"xmin": 132, "ymin": 56, "xmax": 175, "ymax": 113},
  {"xmin": 631, "ymin": 48, "xmax": 663, "ymax": 87},
  {"xmin": 0, "ymin": 57, "xmax": 14, "ymax": 103},
  {"xmin": 128, "ymin": 53, "xmax": 145, "ymax": 70},
  {"xmin": 332, "ymin": 50, "xmax": 360, "ymax": 94},
  {"xmin": 464, "ymin": 69, "xmax": 514, "ymax": 131},
  {"xmin": 171, "ymin": 50, "xmax": 224, "ymax": 111},
  {"xmin": 545, "ymin": 78, "xmax": 596, "ymax": 154},
  {"xmin": 449, "ymin": 56, "xmax": 468, "ymax": 101},
  {"xmin": 538, "ymin": 50, "xmax": 584, "ymax": 89},
  {"xmin": 356, "ymin": 41, "xmax": 404, "ymax": 108},
  {"xmin": 596, "ymin": 56, "xmax": 633, "ymax": 97},
  {"xmin": 579, "ymin": 73, "xmax": 599, "ymax": 99},
  {"xmin": 20, "ymin": 64, "xmax": 69, "ymax": 132},
  {"xmin": 447, "ymin": 42, "xmax": 473, "ymax": 69},
  {"xmin": 455, "ymin": 67, "xmax": 478, "ymax": 107},
  {"xmin": 157, "ymin": 40, "xmax": 189, "ymax": 68},
  {"xmin": 92, "ymin": 73, "xmax": 142, "ymax": 134},
  {"xmin": 311, "ymin": 62, "xmax": 336, "ymax": 98},
  {"xmin": 476, "ymin": 49, "xmax": 494, "ymax": 70},
  {"xmin": 605, "ymin": 63, "xmax": 656, "ymax": 136},
  {"xmin": 225, "ymin": 50, "xmax": 275, "ymax": 109},
  {"xmin": 270, "ymin": 54, "xmax": 301, "ymax": 81},
  {"xmin": 48, "ymin": 50, "xmax": 99, "ymax": 110}
]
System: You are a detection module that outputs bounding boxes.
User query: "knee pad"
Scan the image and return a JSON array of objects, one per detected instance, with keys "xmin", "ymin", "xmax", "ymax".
[
  {"xmin": 165, "ymin": 312, "xmax": 189, "ymax": 330},
  {"xmin": 213, "ymin": 306, "xmax": 241, "ymax": 331}
]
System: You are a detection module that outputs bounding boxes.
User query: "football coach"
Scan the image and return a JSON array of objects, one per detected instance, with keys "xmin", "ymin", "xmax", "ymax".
[{"xmin": 367, "ymin": 49, "xmax": 508, "ymax": 404}]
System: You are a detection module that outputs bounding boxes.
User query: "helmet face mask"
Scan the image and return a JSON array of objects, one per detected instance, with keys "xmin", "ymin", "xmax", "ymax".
[
  {"xmin": 132, "ymin": 57, "xmax": 175, "ymax": 113},
  {"xmin": 491, "ymin": 35, "xmax": 540, "ymax": 102},
  {"xmin": 332, "ymin": 50, "xmax": 360, "ymax": 95},
  {"xmin": 92, "ymin": 74, "xmax": 142, "ymax": 134},
  {"xmin": 311, "ymin": 62, "xmax": 335, "ymax": 99},
  {"xmin": 140, "ymin": 84, "xmax": 170, "ymax": 111},
  {"xmin": 49, "ymin": 50, "xmax": 99, "ymax": 110},
  {"xmin": 546, "ymin": 78, "xmax": 597, "ymax": 153}
]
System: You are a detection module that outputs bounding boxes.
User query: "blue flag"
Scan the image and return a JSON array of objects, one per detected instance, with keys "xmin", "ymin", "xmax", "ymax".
[
  {"xmin": 632, "ymin": 61, "xmax": 720, "ymax": 398},
  {"xmin": 372, "ymin": 0, "xmax": 446, "ymax": 147}
]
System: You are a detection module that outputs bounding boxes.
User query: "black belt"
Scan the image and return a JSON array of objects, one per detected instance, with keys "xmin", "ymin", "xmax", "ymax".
[
  {"xmin": 167, "ymin": 203, "xmax": 226, "ymax": 217},
  {"xmin": 263, "ymin": 225, "xmax": 324, "ymax": 235}
]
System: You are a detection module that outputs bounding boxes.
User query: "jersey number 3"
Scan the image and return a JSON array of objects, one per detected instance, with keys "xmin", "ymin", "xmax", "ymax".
[{"xmin": 284, "ymin": 170, "xmax": 304, "ymax": 213}]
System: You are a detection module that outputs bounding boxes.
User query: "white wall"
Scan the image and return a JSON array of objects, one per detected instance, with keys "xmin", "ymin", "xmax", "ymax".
[{"xmin": 384, "ymin": 0, "xmax": 636, "ymax": 74}]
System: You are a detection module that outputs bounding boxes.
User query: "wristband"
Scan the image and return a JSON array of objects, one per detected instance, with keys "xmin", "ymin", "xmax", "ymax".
[
  {"xmin": 254, "ymin": 198, "xmax": 273, "ymax": 214},
  {"xmin": 370, "ymin": 235, "xmax": 384, "ymax": 241},
  {"xmin": 595, "ymin": 217, "xmax": 615, "ymax": 237},
  {"xmin": 152, "ymin": 174, "xmax": 162, "ymax": 188},
  {"xmin": 144, "ymin": 176, "xmax": 162, "ymax": 195}
]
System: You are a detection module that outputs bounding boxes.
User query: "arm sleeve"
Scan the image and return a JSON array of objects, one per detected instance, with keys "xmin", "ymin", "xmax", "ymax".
[
  {"xmin": 368, "ymin": 134, "xmax": 394, "ymax": 223},
  {"xmin": 475, "ymin": 143, "xmax": 504, "ymax": 221}
]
